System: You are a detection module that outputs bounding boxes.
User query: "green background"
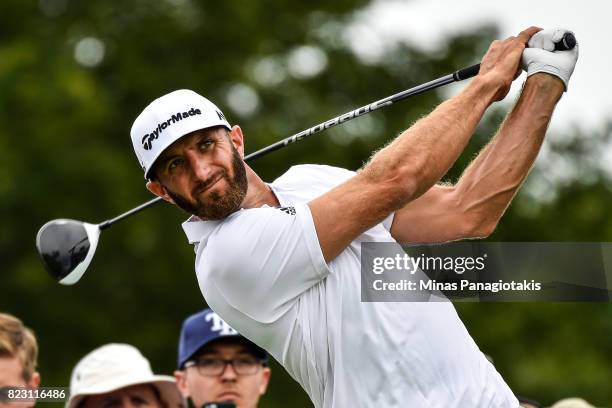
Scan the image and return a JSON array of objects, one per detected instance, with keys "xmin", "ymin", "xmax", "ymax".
[{"xmin": 1, "ymin": 1, "xmax": 610, "ymax": 406}]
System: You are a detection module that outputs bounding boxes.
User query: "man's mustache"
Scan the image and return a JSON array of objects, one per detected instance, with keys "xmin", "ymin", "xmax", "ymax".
[{"xmin": 191, "ymin": 171, "xmax": 226, "ymax": 197}]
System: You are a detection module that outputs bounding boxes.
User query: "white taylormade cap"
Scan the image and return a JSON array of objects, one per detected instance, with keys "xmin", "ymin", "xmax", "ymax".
[{"xmin": 130, "ymin": 89, "xmax": 231, "ymax": 179}]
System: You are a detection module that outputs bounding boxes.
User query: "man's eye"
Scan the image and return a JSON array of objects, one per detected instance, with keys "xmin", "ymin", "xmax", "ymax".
[
  {"xmin": 131, "ymin": 396, "xmax": 150, "ymax": 406},
  {"xmin": 198, "ymin": 140, "xmax": 213, "ymax": 150},
  {"xmin": 168, "ymin": 158, "xmax": 183, "ymax": 171},
  {"xmin": 199, "ymin": 358, "xmax": 222, "ymax": 368},
  {"xmin": 101, "ymin": 399, "xmax": 120, "ymax": 408},
  {"xmin": 235, "ymin": 358, "xmax": 257, "ymax": 367}
]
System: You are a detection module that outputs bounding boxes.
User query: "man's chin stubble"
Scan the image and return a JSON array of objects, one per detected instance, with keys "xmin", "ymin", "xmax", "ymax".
[{"xmin": 166, "ymin": 189, "xmax": 234, "ymax": 220}]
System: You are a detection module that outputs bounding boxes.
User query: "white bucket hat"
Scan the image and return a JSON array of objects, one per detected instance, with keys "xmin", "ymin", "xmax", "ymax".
[
  {"xmin": 551, "ymin": 399, "xmax": 595, "ymax": 408},
  {"xmin": 130, "ymin": 89, "xmax": 231, "ymax": 180},
  {"xmin": 67, "ymin": 343, "xmax": 184, "ymax": 408}
]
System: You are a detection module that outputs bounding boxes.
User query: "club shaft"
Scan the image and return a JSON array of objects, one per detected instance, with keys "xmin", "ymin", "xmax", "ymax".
[
  {"xmin": 242, "ymin": 34, "xmax": 577, "ymax": 163},
  {"xmin": 245, "ymin": 64, "xmax": 481, "ymax": 160},
  {"xmin": 99, "ymin": 197, "xmax": 163, "ymax": 230},
  {"xmin": 97, "ymin": 63, "xmax": 483, "ymax": 230}
]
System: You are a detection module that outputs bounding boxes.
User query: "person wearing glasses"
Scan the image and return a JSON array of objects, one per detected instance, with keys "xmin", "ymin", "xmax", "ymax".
[{"xmin": 174, "ymin": 309, "xmax": 270, "ymax": 408}]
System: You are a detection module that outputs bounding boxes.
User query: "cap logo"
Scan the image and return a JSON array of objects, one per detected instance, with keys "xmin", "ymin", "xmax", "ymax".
[
  {"xmin": 141, "ymin": 107, "xmax": 202, "ymax": 151},
  {"xmin": 205, "ymin": 312, "xmax": 238, "ymax": 336}
]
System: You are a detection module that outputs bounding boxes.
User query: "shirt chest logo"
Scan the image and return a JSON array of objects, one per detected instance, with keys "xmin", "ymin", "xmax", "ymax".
[{"xmin": 277, "ymin": 206, "xmax": 296, "ymax": 215}]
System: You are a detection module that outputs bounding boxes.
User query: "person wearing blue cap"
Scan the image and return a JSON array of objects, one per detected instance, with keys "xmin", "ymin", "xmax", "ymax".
[{"xmin": 174, "ymin": 309, "xmax": 270, "ymax": 408}]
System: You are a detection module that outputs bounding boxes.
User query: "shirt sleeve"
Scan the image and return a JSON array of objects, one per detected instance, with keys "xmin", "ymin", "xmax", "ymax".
[
  {"xmin": 282, "ymin": 164, "xmax": 396, "ymax": 231},
  {"xmin": 198, "ymin": 203, "xmax": 330, "ymax": 323},
  {"xmin": 382, "ymin": 212, "xmax": 395, "ymax": 231}
]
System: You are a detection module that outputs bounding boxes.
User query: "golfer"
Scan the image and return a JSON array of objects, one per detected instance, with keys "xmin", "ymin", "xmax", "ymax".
[{"xmin": 130, "ymin": 27, "xmax": 578, "ymax": 407}]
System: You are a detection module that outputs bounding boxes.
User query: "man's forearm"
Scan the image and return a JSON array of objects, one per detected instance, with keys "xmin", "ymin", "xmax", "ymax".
[
  {"xmin": 361, "ymin": 76, "xmax": 498, "ymax": 206},
  {"xmin": 310, "ymin": 30, "xmax": 541, "ymax": 261},
  {"xmin": 453, "ymin": 73, "xmax": 564, "ymax": 234}
]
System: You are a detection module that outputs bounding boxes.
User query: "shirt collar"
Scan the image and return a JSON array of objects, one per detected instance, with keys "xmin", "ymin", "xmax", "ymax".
[
  {"xmin": 181, "ymin": 184, "xmax": 287, "ymax": 245},
  {"xmin": 181, "ymin": 215, "xmax": 221, "ymax": 245}
]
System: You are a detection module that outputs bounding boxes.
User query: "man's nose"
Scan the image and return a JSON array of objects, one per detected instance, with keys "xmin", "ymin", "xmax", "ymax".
[
  {"xmin": 185, "ymin": 150, "xmax": 214, "ymax": 181},
  {"xmin": 220, "ymin": 362, "xmax": 238, "ymax": 381}
]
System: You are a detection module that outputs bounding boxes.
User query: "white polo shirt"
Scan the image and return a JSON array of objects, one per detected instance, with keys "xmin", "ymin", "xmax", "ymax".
[{"xmin": 182, "ymin": 164, "xmax": 518, "ymax": 408}]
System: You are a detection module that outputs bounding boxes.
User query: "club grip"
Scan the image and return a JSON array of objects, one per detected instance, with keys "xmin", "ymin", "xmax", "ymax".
[
  {"xmin": 452, "ymin": 32, "xmax": 576, "ymax": 83},
  {"xmin": 453, "ymin": 63, "xmax": 481, "ymax": 81},
  {"xmin": 554, "ymin": 32, "xmax": 577, "ymax": 51}
]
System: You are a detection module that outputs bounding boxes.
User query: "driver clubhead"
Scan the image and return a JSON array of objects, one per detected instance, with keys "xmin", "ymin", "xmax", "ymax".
[{"xmin": 35, "ymin": 219, "xmax": 100, "ymax": 285}]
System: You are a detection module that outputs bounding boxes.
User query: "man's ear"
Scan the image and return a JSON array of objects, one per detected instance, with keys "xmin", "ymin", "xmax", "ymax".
[
  {"xmin": 28, "ymin": 371, "xmax": 41, "ymax": 389},
  {"xmin": 259, "ymin": 367, "xmax": 271, "ymax": 395},
  {"xmin": 229, "ymin": 125, "xmax": 245, "ymax": 157},
  {"xmin": 146, "ymin": 180, "xmax": 175, "ymax": 204},
  {"xmin": 173, "ymin": 370, "xmax": 190, "ymax": 398},
  {"xmin": 23, "ymin": 372, "xmax": 40, "ymax": 408}
]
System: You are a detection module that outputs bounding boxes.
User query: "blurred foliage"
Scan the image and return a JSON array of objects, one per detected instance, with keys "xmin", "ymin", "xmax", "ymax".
[{"xmin": 0, "ymin": 0, "xmax": 610, "ymax": 407}]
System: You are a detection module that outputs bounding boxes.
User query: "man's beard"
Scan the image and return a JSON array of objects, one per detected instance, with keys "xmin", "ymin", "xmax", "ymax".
[{"xmin": 165, "ymin": 145, "xmax": 248, "ymax": 220}]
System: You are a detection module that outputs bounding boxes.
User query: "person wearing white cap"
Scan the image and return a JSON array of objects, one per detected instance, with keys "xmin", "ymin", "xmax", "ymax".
[
  {"xmin": 130, "ymin": 28, "xmax": 578, "ymax": 407},
  {"xmin": 550, "ymin": 398, "xmax": 596, "ymax": 408},
  {"xmin": 67, "ymin": 344, "xmax": 184, "ymax": 408}
]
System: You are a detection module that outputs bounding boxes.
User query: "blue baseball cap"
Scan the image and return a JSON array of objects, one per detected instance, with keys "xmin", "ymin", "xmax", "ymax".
[{"xmin": 177, "ymin": 309, "xmax": 268, "ymax": 369}]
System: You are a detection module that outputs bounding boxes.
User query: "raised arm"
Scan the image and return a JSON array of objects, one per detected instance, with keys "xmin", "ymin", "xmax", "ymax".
[
  {"xmin": 308, "ymin": 27, "xmax": 541, "ymax": 262},
  {"xmin": 390, "ymin": 28, "xmax": 577, "ymax": 244},
  {"xmin": 390, "ymin": 74, "xmax": 564, "ymax": 243}
]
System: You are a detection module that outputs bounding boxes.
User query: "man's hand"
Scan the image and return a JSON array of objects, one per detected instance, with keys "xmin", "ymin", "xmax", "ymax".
[
  {"xmin": 478, "ymin": 26, "xmax": 542, "ymax": 102},
  {"xmin": 522, "ymin": 28, "xmax": 579, "ymax": 91}
]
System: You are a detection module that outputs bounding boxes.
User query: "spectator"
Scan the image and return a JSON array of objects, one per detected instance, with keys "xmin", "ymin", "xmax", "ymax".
[
  {"xmin": 67, "ymin": 343, "xmax": 184, "ymax": 408},
  {"xmin": 0, "ymin": 313, "xmax": 40, "ymax": 408},
  {"xmin": 550, "ymin": 398, "xmax": 595, "ymax": 408},
  {"xmin": 175, "ymin": 309, "xmax": 270, "ymax": 408}
]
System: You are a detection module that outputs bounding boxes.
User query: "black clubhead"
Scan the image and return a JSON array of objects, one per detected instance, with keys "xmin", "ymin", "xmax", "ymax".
[{"xmin": 35, "ymin": 219, "xmax": 100, "ymax": 285}]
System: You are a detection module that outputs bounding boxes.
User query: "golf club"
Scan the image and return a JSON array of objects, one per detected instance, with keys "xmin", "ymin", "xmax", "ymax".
[{"xmin": 35, "ymin": 32, "xmax": 577, "ymax": 285}]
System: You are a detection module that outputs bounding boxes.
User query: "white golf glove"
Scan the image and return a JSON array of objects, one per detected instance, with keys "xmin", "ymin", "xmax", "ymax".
[{"xmin": 521, "ymin": 28, "xmax": 579, "ymax": 91}]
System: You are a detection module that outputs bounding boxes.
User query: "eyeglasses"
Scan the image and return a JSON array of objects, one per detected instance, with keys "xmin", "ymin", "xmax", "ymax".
[{"xmin": 184, "ymin": 357, "xmax": 265, "ymax": 376}]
